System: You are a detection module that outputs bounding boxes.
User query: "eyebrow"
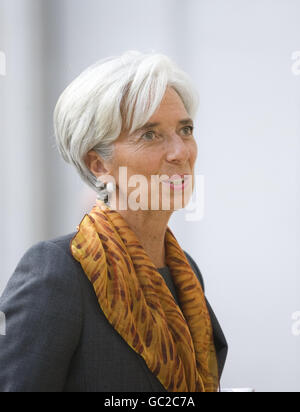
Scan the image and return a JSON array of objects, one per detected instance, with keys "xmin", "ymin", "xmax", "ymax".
[{"xmin": 135, "ymin": 118, "xmax": 194, "ymax": 133}]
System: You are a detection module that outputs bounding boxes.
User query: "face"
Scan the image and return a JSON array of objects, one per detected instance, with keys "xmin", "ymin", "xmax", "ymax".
[{"xmin": 89, "ymin": 86, "xmax": 198, "ymax": 211}]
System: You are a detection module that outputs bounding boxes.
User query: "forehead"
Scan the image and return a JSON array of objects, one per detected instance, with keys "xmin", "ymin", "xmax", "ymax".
[
  {"xmin": 118, "ymin": 87, "xmax": 190, "ymax": 141},
  {"xmin": 153, "ymin": 87, "xmax": 188, "ymax": 117}
]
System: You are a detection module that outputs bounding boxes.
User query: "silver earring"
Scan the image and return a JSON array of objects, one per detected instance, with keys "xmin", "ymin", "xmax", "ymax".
[
  {"xmin": 95, "ymin": 178, "xmax": 106, "ymax": 189},
  {"xmin": 106, "ymin": 182, "xmax": 116, "ymax": 193},
  {"xmin": 95, "ymin": 178, "xmax": 107, "ymax": 202},
  {"xmin": 95, "ymin": 178, "xmax": 115, "ymax": 204}
]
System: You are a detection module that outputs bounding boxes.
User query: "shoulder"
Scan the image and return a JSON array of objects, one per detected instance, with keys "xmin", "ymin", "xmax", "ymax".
[
  {"xmin": 184, "ymin": 250, "xmax": 205, "ymax": 293},
  {"xmin": 0, "ymin": 233, "xmax": 84, "ymax": 391},
  {"xmin": 18, "ymin": 232, "xmax": 79, "ymax": 271},
  {"xmin": 45, "ymin": 231, "xmax": 78, "ymax": 260},
  {"xmin": 1, "ymin": 232, "xmax": 82, "ymax": 307}
]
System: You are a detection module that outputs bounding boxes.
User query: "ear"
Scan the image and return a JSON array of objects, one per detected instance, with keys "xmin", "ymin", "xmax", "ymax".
[{"xmin": 84, "ymin": 150, "xmax": 110, "ymax": 177}]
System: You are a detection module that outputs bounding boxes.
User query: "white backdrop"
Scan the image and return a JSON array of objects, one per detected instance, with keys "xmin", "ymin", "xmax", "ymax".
[{"xmin": 0, "ymin": 0, "xmax": 299, "ymax": 392}]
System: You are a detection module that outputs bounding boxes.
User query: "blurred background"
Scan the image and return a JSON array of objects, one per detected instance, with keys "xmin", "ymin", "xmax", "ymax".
[{"xmin": 0, "ymin": 0, "xmax": 299, "ymax": 392}]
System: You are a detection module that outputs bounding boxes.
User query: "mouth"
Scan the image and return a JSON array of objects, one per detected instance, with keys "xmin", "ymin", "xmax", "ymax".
[{"xmin": 161, "ymin": 174, "xmax": 191, "ymax": 191}]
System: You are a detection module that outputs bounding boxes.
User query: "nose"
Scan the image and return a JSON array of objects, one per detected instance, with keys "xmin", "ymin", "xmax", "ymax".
[{"xmin": 165, "ymin": 134, "xmax": 190, "ymax": 164}]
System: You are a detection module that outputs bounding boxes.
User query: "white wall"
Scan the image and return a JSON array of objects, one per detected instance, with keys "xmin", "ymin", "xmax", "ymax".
[
  {"xmin": 0, "ymin": 0, "xmax": 47, "ymax": 290},
  {"xmin": 171, "ymin": 0, "xmax": 300, "ymax": 392},
  {"xmin": 0, "ymin": 0, "xmax": 299, "ymax": 392}
]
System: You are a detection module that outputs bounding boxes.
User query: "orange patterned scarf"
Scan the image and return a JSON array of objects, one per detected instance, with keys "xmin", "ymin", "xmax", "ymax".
[{"xmin": 70, "ymin": 201, "xmax": 219, "ymax": 392}]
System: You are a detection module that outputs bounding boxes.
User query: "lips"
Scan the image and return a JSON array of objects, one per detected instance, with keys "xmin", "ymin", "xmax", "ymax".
[
  {"xmin": 160, "ymin": 174, "xmax": 192, "ymax": 193},
  {"xmin": 161, "ymin": 174, "xmax": 190, "ymax": 184}
]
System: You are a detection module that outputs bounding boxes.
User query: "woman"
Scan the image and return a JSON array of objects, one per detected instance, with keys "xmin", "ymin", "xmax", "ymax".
[{"xmin": 0, "ymin": 51, "xmax": 227, "ymax": 392}]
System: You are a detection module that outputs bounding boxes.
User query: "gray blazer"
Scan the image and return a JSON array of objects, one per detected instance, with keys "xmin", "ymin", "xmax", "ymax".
[{"xmin": 0, "ymin": 232, "xmax": 228, "ymax": 392}]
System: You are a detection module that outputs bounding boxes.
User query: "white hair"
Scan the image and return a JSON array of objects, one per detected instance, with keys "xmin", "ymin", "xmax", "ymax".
[{"xmin": 53, "ymin": 50, "xmax": 199, "ymax": 197}]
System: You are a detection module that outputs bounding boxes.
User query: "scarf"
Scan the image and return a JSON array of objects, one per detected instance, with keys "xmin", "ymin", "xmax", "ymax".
[{"xmin": 70, "ymin": 200, "xmax": 219, "ymax": 392}]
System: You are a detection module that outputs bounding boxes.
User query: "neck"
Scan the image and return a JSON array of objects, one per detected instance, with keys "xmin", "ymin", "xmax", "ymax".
[{"xmin": 117, "ymin": 208, "xmax": 172, "ymax": 268}]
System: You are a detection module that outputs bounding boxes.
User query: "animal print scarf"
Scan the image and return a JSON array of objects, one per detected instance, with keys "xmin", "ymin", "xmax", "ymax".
[{"xmin": 70, "ymin": 200, "xmax": 219, "ymax": 392}]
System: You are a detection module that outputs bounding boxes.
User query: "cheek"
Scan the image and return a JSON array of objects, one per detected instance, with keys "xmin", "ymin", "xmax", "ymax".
[
  {"xmin": 129, "ymin": 147, "xmax": 162, "ymax": 175},
  {"xmin": 112, "ymin": 144, "xmax": 160, "ymax": 180},
  {"xmin": 189, "ymin": 139, "xmax": 198, "ymax": 166}
]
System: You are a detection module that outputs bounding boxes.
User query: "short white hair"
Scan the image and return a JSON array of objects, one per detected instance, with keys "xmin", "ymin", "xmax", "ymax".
[{"xmin": 53, "ymin": 50, "xmax": 199, "ymax": 195}]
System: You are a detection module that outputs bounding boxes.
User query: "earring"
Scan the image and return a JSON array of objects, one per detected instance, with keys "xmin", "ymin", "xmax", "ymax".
[
  {"xmin": 106, "ymin": 182, "xmax": 116, "ymax": 193},
  {"xmin": 95, "ymin": 178, "xmax": 106, "ymax": 189},
  {"xmin": 95, "ymin": 178, "xmax": 116, "ymax": 205}
]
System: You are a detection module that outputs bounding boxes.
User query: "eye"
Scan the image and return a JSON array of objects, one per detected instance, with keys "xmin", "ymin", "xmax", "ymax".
[
  {"xmin": 181, "ymin": 126, "xmax": 194, "ymax": 136},
  {"xmin": 141, "ymin": 131, "xmax": 156, "ymax": 141}
]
